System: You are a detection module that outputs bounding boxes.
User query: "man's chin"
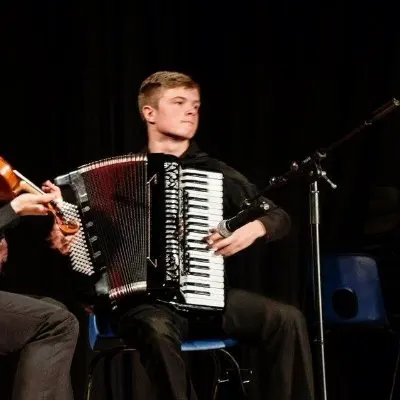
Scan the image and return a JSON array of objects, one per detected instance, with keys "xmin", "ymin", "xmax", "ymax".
[{"xmin": 164, "ymin": 131, "xmax": 195, "ymax": 140}]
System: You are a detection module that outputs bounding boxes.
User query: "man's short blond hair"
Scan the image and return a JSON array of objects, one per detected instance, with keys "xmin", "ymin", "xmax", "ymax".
[{"xmin": 138, "ymin": 71, "xmax": 199, "ymax": 119}]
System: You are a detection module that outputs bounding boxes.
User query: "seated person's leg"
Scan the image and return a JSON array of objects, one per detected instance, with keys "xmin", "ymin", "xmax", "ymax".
[
  {"xmin": 223, "ymin": 288, "xmax": 315, "ymax": 400},
  {"xmin": 117, "ymin": 302, "xmax": 197, "ymax": 400},
  {"xmin": 0, "ymin": 291, "xmax": 79, "ymax": 400}
]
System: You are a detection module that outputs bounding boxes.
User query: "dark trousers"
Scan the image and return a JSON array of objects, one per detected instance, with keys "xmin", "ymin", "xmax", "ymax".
[
  {"xmin": 117, "ymin": 288, "xmax": 315, "ymax": 400},
  {"xmin": 0, "ymin": 290, "xmax": 79, "ymax": 400}
]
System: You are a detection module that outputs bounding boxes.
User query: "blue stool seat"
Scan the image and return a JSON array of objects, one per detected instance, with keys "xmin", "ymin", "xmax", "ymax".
[
  {"xmin": 85, "ymin": 313, "xmax": 248, "ymax": 400},
  {"xmin": 182, "ymin": 338, "xmax": 238, "ymax": 351},
  {"xmin": 88, "ymin": 313, "xmax": 238, "ymax": 351}
]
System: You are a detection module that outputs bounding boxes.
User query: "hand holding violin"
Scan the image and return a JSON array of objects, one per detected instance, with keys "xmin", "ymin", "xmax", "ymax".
[
  {"xmin": 41, "ymin": 180, "xmax": 63, "ymax": 203},
  {"xmin": 41, "ymin": 180, "xmax": 78, "ymax": 255},
  {"xmin": 0, "ymin": 156, "xmax": 79, "ymax": 236},
  {"xmin": 10, "ymin": 192, "xmax": 58, "ymax": 216}
]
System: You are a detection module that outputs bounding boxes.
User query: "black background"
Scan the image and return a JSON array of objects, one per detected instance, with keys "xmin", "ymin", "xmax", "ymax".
[{"xmin": 1, "ymin": 1, "xmax": 400, "ymax": 399}]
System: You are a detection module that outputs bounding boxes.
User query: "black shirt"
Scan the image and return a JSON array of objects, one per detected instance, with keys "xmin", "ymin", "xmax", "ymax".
[{"xmin": 146, "ymin": 141, "xmax": 291, "ymax": 241}]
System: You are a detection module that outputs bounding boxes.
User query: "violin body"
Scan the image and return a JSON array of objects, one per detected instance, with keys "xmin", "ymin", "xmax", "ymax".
[
  {"xmin": 0, "ymin": 157, "xmax": 79, "ymax": 235},
  {"xmin": 0, "ymin": 157, "xmax": 23, "ymax": 201}
]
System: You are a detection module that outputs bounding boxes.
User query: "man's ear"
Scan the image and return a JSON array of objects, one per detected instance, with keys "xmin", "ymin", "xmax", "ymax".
[{"xmin": 142, "ymin": 105, "xmax": 156, "ymax": 124}]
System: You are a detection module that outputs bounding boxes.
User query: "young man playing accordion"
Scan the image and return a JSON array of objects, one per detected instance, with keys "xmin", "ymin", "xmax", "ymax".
[{"xmin": 113, "ymin": 71, "xmax": 315, "ymax": 400}]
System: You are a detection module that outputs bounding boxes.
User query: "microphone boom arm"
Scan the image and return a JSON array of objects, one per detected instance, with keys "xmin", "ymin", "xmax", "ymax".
[{"xmin": 234, "ymin": 97, "xmax": 400, "ymax": 400}]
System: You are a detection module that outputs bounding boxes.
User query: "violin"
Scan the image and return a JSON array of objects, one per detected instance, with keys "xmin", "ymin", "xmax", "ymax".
[{"xmin": 0, "ymin": 156, "xmax": 79, "ymax": 235}]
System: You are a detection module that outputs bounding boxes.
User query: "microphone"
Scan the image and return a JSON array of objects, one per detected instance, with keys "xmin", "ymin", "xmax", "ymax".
[{"xmin": 216, "ymin": 201, "xmax": 270, "ymax": 238}]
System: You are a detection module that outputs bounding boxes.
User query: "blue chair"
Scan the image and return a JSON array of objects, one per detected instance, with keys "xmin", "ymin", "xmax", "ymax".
[
  {"xmin": 85, "ymin": 313, "xmax": 250, "ymax": 400},
  {"xmin": 321, "ymin": 254, "xmax": 388, "ymax": 326},
  {"xmin": 320, "ymin": 253, "xmax": 400, "ymax": 399}
]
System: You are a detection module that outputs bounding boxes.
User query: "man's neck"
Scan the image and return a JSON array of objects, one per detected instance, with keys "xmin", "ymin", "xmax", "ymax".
[{"xmin": 147, "ymin": 137, "xmax": 190, "ymax": 158}]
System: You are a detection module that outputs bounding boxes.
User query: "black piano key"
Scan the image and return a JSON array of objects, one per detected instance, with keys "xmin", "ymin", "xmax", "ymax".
[
  {"xmin": 186, "ymin": 228, "xmax": 209, "ymax": 234},
  {"xmin": 189, "ymin": 257, "xmax": 210, "ymax": 263},
  {"xmin": 183, "ymin": 290, "xmax": 210, "ymax": 296}
]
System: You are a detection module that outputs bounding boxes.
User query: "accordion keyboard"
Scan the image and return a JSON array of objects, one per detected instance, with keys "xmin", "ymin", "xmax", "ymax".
[{"xmin": 180, "ymin": 168, "xmax": 225, "ymax": 309}]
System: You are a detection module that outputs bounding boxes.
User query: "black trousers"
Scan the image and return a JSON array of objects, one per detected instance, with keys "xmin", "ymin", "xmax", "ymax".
[
  {"xmin": 117, "ymin": 289, "xmax": 315, "ymax": 400},
  {"xmin": 0, "ymin": 290, "xmax": 79, "ymax": 400}
]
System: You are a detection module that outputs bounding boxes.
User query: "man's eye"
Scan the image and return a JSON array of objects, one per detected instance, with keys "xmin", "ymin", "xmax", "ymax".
[{"xmin": 175, "ymin": 101, "xmax": 183, "ymax": 105}]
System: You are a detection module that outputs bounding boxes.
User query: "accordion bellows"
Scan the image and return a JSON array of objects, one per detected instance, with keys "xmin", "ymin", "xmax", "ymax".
[{"xmin": 55, "ymin": 153, "xmax": 225, "ymax": 310}]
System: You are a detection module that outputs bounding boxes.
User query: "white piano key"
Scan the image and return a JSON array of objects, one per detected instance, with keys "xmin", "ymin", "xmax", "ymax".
[
  {"xmin": 181, "ymin": 289, "xmax": 225, "ymax": 301},
  {"xmin": 187, "ymin": 198, "xmax": 223, "ymax": 208},
  {"xmin": 183, "ymin": 296, "xmax": 224, "ymax": 308},
  {"xmin": 182, "ymin": 269, "xmax": 224, "ymax": 280},
  {"xmin": 182, "ymin": 182, "xmax": 224, "ymax": 192},
  {"xmin": 186, "ymin": 216, "xmax": 222, "ymax": 226},
  {"xmin": 184, "ymin": 273, "xmax": 224, "ymax": 284},
  {"xmin": 186, "ymin": 242, "xmax": 209, "ymax": 251},
  {"xmin": 182, "ymin": 169, "xmax": 223, "ymax": 180},
  {"xmin": 186, "ymin": 232, "xmax": 209, "ymax": 240},
  {"xmin": 181, "ymin": 283, "xmax": 224, "ymax": 291},
  {"xmin": 186, "ymin": 208, "xmax": 222, "ymax": 217},
  {"xmin": 184, "ymin": 189, "xmax": 223, "ymax": 200},
  {"xmin": 188, "ymin": 263, "xmax": 224, "ymax": 273},
  {"xmin": 187, "ymin": 250, "xmax": 224, "ymax": 262}
]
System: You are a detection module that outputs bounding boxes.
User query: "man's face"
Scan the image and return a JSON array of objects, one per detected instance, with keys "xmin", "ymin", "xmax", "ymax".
[{"xmin": 146, "ymin": 87, "xmax": 200, "ymax": 140}]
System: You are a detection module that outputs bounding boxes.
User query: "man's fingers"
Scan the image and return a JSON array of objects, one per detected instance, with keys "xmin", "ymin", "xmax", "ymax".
[
  {"xmin": 209, "ymin": 236, "xmax": 232, "ymax": 251},
  {"xmin": 36, "ymin": 193, "xmax": 57, "ymax": 203},
  {"xmin": 206, "ymin": 231, "xmax": 223, "ymax": 244},
  {"xmin": 216, "ymin": 242, "xmax": 242, "ymax": 257},
  {"xmin": 41, "ymin": 181, "xmax": 62, "ymax": 200},
  {"xmin": 42, "ymin": 180, "xmax": 56, "ymax": 189},
  {"xmin": 34, "ymin": 204, "xmax": 50, "ymax": 215}
]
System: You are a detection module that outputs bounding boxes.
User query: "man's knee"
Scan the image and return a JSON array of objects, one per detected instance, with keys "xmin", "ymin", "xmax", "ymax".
[
  {"xmin": 47, "ymin": 307, "xmax": 80, "ymax": 343},
  {"xmin": 142, "ymin": 315, "xmax": 179, "ymax": 343},
  {"xmin": 276, "ymin": 304, "xmax": 307, "ymax": 330}
]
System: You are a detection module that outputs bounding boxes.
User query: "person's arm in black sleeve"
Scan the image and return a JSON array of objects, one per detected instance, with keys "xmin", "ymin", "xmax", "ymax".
[
  {"xmin": 0, "ymin": 203, "xmax": 20, "ymax": 238},
  {"xmin": 221, "ymin": 162, "xmax": 291, "ymax": 241}
]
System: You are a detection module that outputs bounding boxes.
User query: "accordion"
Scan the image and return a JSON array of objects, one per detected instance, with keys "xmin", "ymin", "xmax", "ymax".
[{"xmin": 55, "ymin": 153, "xmax": 225, "ymax": 312}]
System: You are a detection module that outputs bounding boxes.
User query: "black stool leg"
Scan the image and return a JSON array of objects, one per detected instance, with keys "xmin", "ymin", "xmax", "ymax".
[
  {"xmin": 215, "ymin": 348, "xmax": 250, "ymax": 399},
  {"xmin": 85, "ymin": 352, "xmax": 107, "ymax": 400},
  {"xmin": 389, "ymin": 337, "xmax": 400, "ymax": 400},
  {"xmin": 208, "ymin": 351, "xmax": 221, "ymax": 400}
]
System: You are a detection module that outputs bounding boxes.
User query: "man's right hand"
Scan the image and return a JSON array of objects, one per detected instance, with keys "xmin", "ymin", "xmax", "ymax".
[{"xmin": 10, "ymin": 193, "xmax": 57, "ymax": 216}]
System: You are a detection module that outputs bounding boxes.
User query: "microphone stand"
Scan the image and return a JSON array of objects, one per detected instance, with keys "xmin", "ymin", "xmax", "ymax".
[{"xmin": 240, "ymin": 98, "xmax": 400, "ymax": 400}]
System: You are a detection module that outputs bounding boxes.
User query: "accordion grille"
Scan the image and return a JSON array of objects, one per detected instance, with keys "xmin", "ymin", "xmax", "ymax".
[
  {"xmin": 59, "ymin": 201, "xmax": 90, "ymax": 275},
  {"xmin": 79, "ymin": 154, "xmax": 149, "ymax": 299}
]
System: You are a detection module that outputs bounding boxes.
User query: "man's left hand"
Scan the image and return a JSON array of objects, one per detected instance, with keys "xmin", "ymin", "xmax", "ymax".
[{"xmin": 206, "ymin": 220, "xmax": 267, "ymax": 257}]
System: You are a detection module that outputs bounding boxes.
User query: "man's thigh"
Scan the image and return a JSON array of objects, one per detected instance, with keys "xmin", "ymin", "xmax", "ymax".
[
  {"xmin": 0, "ymin": 290, "xmax": 66, "ymax": 354},
  {"xmin": 222, "ymin": 288, "xmax": 297, "ymax": 341},
  {"xmin": 117, "ymin": 302, "xmax": 189, "ymax": 342}
]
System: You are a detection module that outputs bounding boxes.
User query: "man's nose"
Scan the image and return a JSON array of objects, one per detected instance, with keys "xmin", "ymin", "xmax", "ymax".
[{"xmin": 186, "ymin": 107, "xmax": 198, "ymax": 115}]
